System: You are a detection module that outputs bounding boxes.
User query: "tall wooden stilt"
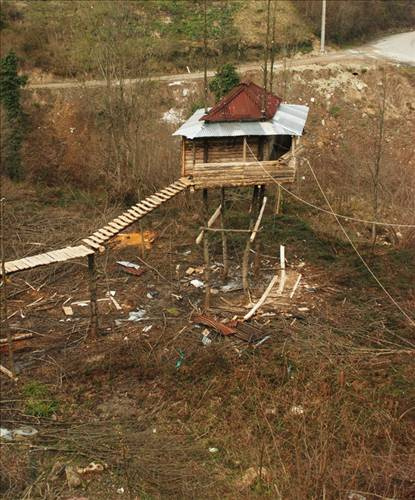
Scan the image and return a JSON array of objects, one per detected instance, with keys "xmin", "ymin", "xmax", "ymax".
[
  {"xmin": 202, "ymin": 188, "xmax": 211, "ymax": 309},
  {"xmin": 275, "ymin": 184, "xmax": 282, "ymax": 214},
  {"xmin": 254, "ymin": 185, "xmax": 266, "ymax": 273},
  {"xmin": 1, "ymin": 198, "xmax": 15, "ymax": 376},
  {"xmin": 88, "ymin": 253, "xmax": 99, "ymax": 337},
  {"xmin": 242, "ymin": 186, "xmax": 259, "ymax": 299},
  {"xmin": 220, "ymin": 187, "xmax": 229, "ymax": 280}
]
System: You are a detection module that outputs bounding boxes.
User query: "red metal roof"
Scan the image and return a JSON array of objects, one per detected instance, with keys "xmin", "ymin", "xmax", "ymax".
[{"xmin": 201, "ymin": 81, "xmax": 281, "ymax": 123}]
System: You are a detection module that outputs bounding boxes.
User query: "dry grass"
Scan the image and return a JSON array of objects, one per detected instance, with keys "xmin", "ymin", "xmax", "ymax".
[{"xmin": 1, "ymin": 182, "xmax": 414, "ymax": 498}]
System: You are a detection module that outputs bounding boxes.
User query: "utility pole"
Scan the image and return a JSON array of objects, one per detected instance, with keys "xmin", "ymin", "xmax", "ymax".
[
  {"xmin": 203, "ymin": 0, "xmax": 208, "ymax": 113},
  {"xmin": 320, "ymin": 0, "xmax": 326, "ymax": 53}
]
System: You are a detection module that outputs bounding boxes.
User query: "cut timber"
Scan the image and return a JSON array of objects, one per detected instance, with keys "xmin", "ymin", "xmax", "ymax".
[
  {"xmin": 193, "ymin": 314, "xmax": 237, "ymax": 336},
  {"xmin": 196, "ymin": 204, "xmax": 221, "ymax": 245},
  {"xmin": 0, "ymin": 364, "xmax": 18, "ymax": 381},
  {"xmin": 250, "ymin": 196, "xmax": 267, "ymax": 243},
  {"xmin": 0, "ymin": 332, "xmax": 33, "ymax": 344},
  {"xmin": 244, "ymin": 274, "xmax": 279, "ymax": 320},
  {"xmin": 289, "ymin": 274, "xmax": 302, "ymax": 299}
]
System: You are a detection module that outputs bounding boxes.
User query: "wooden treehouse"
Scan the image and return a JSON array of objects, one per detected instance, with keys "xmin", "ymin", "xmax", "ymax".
[{"xmin": 173, "ymin": 81, "xmax": 309, "ymax": 189}]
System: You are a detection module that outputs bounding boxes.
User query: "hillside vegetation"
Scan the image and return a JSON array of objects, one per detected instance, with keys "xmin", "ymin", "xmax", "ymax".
[{"xmin": 0, "ymin": 0, "xmax": 414, "ymax": 78}]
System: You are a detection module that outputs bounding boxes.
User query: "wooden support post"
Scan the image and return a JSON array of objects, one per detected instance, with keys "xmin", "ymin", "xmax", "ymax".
[
  {"xmin": 249, "ymin": 185, "xmax": 259, "ymax": 213},
  {"xmin": 242, "ymin": 186, "xmax": 259, "ymax": 299},
  {"xmin": 87, "ymin": 253, "xmax": 99, "ymax": 337},
  {"xmin": 243, "ymin": 137, "xmax": 247, "ymax": 163},
  {"xmin": 277, "ymin": 245, "xmax": 286, "ymax": 296},
  {"xmin": 251, "ymin": 195, "xmax": 267, "ymax": 243},
  {"xmin": 280, "ymin": 244, "xmax": 285, "ymax": 270},
  {"xmin": 221, "ymin": 187, "xmax": 229, "ymax": 280},
  {"xmin": 202, "ymin": 188, "xmax": 210, "ymax": 309},
  {"xmin": 0, "ymin": 198, "xmax": 15, "ymax": 377},
  {"xmin": 196, "ymin": 204, "xmax": 222, "ymax": 245},
  {"xmin": 254, "ymin": 185, "xmax": 266, "ymax": 273},
  {"xmin": 275, "ymin": 184, "xmax": 282, "ymax": 214}
]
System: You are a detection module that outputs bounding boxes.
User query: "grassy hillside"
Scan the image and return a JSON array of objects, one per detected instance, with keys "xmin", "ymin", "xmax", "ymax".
[{"xmin": 0, "ymin": 0, "xmax": 414, "ymax": 79}]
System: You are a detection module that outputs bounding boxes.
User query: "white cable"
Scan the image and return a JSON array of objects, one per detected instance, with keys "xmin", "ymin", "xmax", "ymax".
[
  {"xmin": 245, "ymin": 143, "xmax": 414, "ymax": 228},
  {"xmin": 246, "ymin": 142, "xmax": 415, "ymax": 332}
]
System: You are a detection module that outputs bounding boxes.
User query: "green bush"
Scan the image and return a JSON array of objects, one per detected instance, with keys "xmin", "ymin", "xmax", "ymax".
[{"xmin": 209, "ymin": 63, "xmax": 240, "ymax": 102}]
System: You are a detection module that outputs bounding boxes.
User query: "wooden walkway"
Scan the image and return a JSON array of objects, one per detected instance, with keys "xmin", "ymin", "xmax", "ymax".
[{"xmin": 1, "ymin": 177, "xmax": 192, "ymax": 276}]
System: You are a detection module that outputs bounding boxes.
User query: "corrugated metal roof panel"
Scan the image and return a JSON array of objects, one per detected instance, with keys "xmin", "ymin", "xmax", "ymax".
[{"xmin": 173, "ymin": 104, "xmax": 309, "ymax": 139}]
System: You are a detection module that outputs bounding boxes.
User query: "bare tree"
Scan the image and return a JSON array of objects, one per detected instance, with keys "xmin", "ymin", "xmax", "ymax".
[{"xmin": 369, "ymin": 69, "xmax": 387, "ymax": 248}]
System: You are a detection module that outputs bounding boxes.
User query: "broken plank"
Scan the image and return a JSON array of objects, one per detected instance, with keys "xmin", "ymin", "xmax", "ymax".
[
  {"xmin": 196, "ymin": 204, "xmax": 222, "ymax": 245},
  {"xmin": 289, "ymin": 274, "xmax": 302, "ymax": 299},
  {"xmin": 250, "ymin": 196, "xmax": 267, "ymax": 243},
  {"xmin": 244, "ymin": 274, "xmax": 278, "ymax": 321},
  {"xmin": 193, "ymin": 315, "xmax": 237, "ymax": 336}
]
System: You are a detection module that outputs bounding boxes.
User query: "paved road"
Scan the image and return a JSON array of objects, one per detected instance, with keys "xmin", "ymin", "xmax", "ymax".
[
  {"xmin": 369, "ymin": 31, "xmax": 415, "ymax": 66},
  {"xmin": 27, "ymin": 30, "xmax": 415, "ymax": 91}
]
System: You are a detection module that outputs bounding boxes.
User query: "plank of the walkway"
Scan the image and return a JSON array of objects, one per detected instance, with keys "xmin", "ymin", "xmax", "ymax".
[
  {"xmin": 117, "ymin": 215, "xmax": 133, "ymax": 224},
  {"xmin": 91, "ymin": 232, "xmax": 109, "ymax": 242},
  {"xmin": 171, "ymin": 181, "xmax": 186, "ymax": 189},
  {"xmin": 82, "ymin": 238, "xmax": 102, "ymax": 250},
  {"xmin": 126, "ymin": 208, "xmax": 142, "ymax": 218},
  {"xmin": 153, "ymin": 192, "xmax": 170, "ymax": 201},
  {"xmin": 148, "ymin": 195, "xmax": 164, "ymax": 204},
  {"xmin": 140, "ymin": 200, "xmax": 156, "ymax": 210},
  {"xmin": 89, "ymin": 234, "xmax": 107, "ymax": 244},
  {"xmin": 162, "ymin": 187, "xmax": 179, "ymax": 196},
  {"xmin": 4, "ymin": 262, "xmax": 19, "ymax": 273},
  {"xmin": 112, "ymin": 218, "xmax": 128, "ymax": 227},
  {"xmin": 107, "ymin": 221, "xmax": 125, "ymax": 231},
  {"xmin": 133, "ymin": 204, "xmax": 151, "ymax": 213},
  {"xmin": 102, "ymin": 225, "xmax": 119, "ymax": 235},
  {"xmin": 96, "ymin": 228, "xmax": 114, "ymax": 238}
]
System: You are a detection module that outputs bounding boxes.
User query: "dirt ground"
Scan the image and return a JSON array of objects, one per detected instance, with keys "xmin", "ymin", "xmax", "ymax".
[
  {"xmin": 1, "ymin": 61, "xmax": 415, "ymax": 499},
  {"xmin": 1, "ymin": 180, "xmax": 414, "ymax": 499}
]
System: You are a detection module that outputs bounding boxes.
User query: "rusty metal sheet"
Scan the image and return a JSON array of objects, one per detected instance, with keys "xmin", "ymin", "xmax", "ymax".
[{"xmin": 201, "ymin": 82, "xmax": 281, "ymax": 122}]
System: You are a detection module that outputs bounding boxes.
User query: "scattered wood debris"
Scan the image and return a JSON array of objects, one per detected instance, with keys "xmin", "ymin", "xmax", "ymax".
[{"xmin": 193, "ymin": 314, "xmax": 236, "ymax": 336}]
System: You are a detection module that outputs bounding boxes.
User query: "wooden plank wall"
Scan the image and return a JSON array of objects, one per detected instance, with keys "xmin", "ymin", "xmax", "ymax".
[
  {"xmin": 190, "ymin": 147, "xmax": 301, "ymax": 189},
  {"xmin": 183, "ymin": 137, "xmax": 262, "ymax": 174}
]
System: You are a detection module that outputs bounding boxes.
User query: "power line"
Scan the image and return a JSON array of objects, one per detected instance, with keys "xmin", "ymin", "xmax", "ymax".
[
  {"xmin": 303, "ymin": 157, "xmax": 415, "ymax": 331},
  {"xmin": 245, "ymin": 142, "xmax": 415, "ymax": 332},
  {"xmin": 246, "ymin": 145, "xmax": 415, "ymax": 228}
]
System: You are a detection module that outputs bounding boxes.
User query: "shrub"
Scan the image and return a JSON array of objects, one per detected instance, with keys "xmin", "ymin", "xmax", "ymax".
[{"xmin": 209, "ymin": 63, "xmax": 240, "ymax": 102}]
